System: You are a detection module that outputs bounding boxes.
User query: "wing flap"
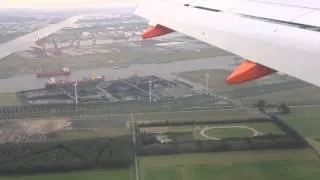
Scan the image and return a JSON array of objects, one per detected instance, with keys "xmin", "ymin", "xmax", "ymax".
[
  {"xmin": 142, "ymin": 25, "xmax": 174, "ymax": 39},
  {"xmin": 227, "ymin": 60, "xmax": 276, "ymax": 85}
]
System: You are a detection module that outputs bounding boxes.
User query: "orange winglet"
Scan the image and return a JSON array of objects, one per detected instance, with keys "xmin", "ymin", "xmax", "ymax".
[
  {"xmin": 142, "ymin": 24, "xmax": 174, "ymax": 39},
  {"xmin": 227, "ymin": 60, "xmax": 276, "ymax": 85}
]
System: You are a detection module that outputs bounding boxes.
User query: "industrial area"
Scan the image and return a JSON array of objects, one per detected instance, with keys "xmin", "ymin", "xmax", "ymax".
[{"xmin": 20, "ymin": 75, "xmax": 196, "ymax": 105}]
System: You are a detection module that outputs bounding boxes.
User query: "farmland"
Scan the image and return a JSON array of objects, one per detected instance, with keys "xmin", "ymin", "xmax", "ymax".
[
  {"xmin": 278, "ymin": 106, "xmax": 320, "ymax": 138},
  {"xmin": 140, "ymin": 149, "xmax": 320, "ymax": 180}
]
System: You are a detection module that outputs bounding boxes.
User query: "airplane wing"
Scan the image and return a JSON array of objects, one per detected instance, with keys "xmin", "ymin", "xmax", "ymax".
[
  {"xmin": 135, "ymin": 0, "xmax": 320, "ymax": 87},
  {"xmin": 0, "ymin": 15, "xmax": 83, "ymax": 60}
]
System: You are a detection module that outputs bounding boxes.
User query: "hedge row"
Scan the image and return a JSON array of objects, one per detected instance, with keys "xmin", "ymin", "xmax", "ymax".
[{"xmin": 137, "ymin": 118, "xmax": 270, "ymax": 128}]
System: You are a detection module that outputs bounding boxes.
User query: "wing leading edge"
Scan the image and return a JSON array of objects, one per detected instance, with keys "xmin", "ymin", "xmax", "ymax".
[{"xmin": 135, "ymin": 0, "xmax": 320, "ymax": 87}]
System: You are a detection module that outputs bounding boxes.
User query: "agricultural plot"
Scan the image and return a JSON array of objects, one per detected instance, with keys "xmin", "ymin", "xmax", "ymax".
[
  {"xmin": 140, "ymin": 150, "xmax": 320, "ymax": 180},
  {"xmin": 278, "ymin": 106, "xmax": 320, "ymax": 138}
]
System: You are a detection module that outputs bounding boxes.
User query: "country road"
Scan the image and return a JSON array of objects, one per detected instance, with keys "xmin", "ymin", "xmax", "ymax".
[{"xmin": 131, "ymin": 114, "xmax": 141, "ymax": 180}]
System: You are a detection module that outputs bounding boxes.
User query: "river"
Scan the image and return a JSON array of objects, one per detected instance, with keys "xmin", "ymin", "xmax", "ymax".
[{"xmin": 0, "ymin": 56, "xmax": 237, "ymax": 92}]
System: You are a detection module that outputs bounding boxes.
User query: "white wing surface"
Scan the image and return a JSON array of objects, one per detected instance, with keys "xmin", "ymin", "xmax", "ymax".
[{"xmin": 135, "ymin": 0, "xmax": 320, "ymax": 86}]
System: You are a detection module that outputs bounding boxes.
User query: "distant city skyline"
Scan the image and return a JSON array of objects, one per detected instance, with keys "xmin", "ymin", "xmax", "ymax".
[{"xmin": 2, "ymin": 0, "xmax": 136, "ymax": 9}]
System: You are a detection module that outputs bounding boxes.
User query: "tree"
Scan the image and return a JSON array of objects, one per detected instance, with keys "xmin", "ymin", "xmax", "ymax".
[
  {"xmin": 139, "ymin": 132, "xmax": 156, "ymax": 145},
  {"xmin": 255, "ymin": 100, "xmax": 266, "ymax": 111},
  {"xmin": 278, "ymin": 102, "xmax": 290, "ymax": 114}
]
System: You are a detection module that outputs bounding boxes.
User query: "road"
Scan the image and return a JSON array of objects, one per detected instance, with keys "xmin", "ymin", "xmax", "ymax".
[
  {"xmin": 131, "ymin": 114, "xmax": 141, "ymax": 180},
  {"xmin": 0, "ymin": 15, "xmax": 83, "ymax": 60},
  {"xmin": 0, "ymin": 56, "xmax": 237, "ymax": 92}
]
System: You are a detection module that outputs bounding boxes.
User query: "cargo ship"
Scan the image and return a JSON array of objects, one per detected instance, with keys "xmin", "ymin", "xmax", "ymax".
[
  {"xmin": 36, "ymin": 67, "xmax": 71, "ymax": 78},
  {"xmin": 45, "ymin": 75, "xmax": 105, "ymax": 89}
]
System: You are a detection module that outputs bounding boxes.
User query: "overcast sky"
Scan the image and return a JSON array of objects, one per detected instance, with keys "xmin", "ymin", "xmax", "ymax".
[{"xmin": 2, "ymin": 0, "xmax": 137, "ymax": 9}]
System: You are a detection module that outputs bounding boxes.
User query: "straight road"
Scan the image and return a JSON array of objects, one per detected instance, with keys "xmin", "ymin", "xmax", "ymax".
[{"xmin": 131, "ymin": 114, "xmax": 141, "ymax": 180}]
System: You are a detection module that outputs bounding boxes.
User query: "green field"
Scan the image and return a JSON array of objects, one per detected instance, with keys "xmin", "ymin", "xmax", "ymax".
[
  {"xmin": 244, "ymin": 123, "xmax": 284, "ymax": 134},
  {"xmin": 140, "ymin": 150, "xmax": 320, "ymax": 180},
  {"xmin": 142, "ymin": 161, "xmax": 320, "ymax": 180},
  {"xmin": 0, "ymin": 169, "xmax": 131, "ymax": 180},
  {"xmin": 202, "ymin": 126, "xmax": 255, "ymax": 139},
  {"xmin": 279, "ymin": 106, "xmax": 320, "ymax": 138}
]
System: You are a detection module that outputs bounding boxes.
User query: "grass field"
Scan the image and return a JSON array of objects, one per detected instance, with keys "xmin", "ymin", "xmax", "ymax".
[
  {"xmin": 140, "ymin": 149, "xmax": 320, "ymax": 180},
  {"xmin": 0, "ymin": 169, "xmax": 131, "ymax": 180},
  {"xmin": 0, "ymin": 93, "xmax": 22, "ymax": 106},
  {"xmin": 193, "ymin": 122, "xmax": 284, "ymax": 140},
  {"xmin": 142, "ymin": 161, "xmax": 320, "ymax": 180},
  {"xmin": 306, "ymin": 138, "xmax": 320, "ymax": 154},
  {"xmin": 278, "ymin": 106, "xmax": 320, "ymax": 138},
  {"xmin": 202, "ymin": 126, "xmax": 255, "ymax": 139}
]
